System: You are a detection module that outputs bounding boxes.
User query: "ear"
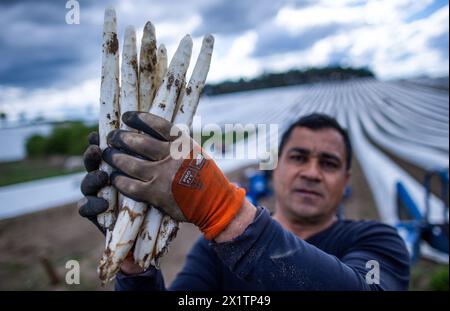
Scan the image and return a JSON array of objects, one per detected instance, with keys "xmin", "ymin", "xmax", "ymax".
[
  {"xmin": 343, "ymin": 171, "xmax": 351, "ymax": 194},
  {"xmin": 345, "ymin": 171, "xmax": 351, "ymax": 183},
  {"xmin": 272, "ymin": 160, "xmax": 281, "ymax": 184}
]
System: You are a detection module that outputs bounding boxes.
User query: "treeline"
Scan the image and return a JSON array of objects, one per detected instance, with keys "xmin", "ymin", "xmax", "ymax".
[
  {"xmin": 203, "ymin": 66, "xmax": 375, "ymax": 96},
  {"xmin": 26, "ymin": 122, "xmax": 96, "ymax": 157}
]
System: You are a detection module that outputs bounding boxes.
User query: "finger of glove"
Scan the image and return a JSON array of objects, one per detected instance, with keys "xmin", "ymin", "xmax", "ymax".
[
  {"xmin": 122, "ymin": 111, "xmax": 179, "ymax": 142},
  {"xmin": 78, "ymin": 195, "xmax": 109, "ymax": 217},
  {"xmin": 103, "ymin": 147, "xmax": 155, "ymax": 182},
  {"xmin": 83, "ymin": 145, "xmax": 102, "ymax": 172},
  {"xmin": 80, "ymin": 170, "xmax": 109, "ymax": 196},
  {"xmin": 110, "ymin": 172, "xmax": 151, "ymax": 204},
  {"xmin": 88, "ymin": 131, "xmax": 99, "ymax": 146},
  {"xmin": 87, "ymin": 215, "xmax": 106, "ymax": 236},
  {"xmin": 107, "ymin": 129, "xmax": 170, "ymax": 160}
]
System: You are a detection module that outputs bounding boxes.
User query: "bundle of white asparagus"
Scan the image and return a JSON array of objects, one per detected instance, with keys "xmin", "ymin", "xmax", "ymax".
[{"xmin": 96, "ymin": 6, "xmax": 214, "ymax": 283}]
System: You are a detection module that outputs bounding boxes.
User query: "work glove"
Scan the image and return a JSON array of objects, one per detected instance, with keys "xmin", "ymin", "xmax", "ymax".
[
  {"xmin": 103, "ymin": 111, "xmax": 246, "ymax": 240},
  {"xmin": 77, "ymin": 132, "xmax": 109, "ymax": 235},
  {"xmin": 77, "ymin": 132, "xmax": 145, "ymax": 275}
]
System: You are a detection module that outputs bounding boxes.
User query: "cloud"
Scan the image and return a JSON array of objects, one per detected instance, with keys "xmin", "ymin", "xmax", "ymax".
[
  {"xmin": 355, "ymin": 4, "xmax": 449, "ymax": 78},
  {"xmin": 194, "ymin": 0, "xmax": 283, "ymax": 35},
  {"xmin": 427, "ymin": 31, "xmax": 449, "ymax": 59},
  {"xmin": 193, "ymin": 0, "xmax": 312, "ymax": 36},
  {"xmin": 405, "ymin": 0, "xmax": 448, "ymax": 22},
  {"xmin": 0, "ymin": 0, "xmax": 448, "ymax": 122},
  {"xmin": 0, "ymin": 78, "xmax": 100, "ymax": 121},
  {"xmin": 0, "ymin": 1, "xmax": 105, "ymax": 88},
  {"xmin": 249, "ymin": 0, "xmax": 449, "ymax": 79},
  {"xmin": 207, "ymin": 31, "xmax": 261, "ymax": 82},
  {"xmin": 252, "ymin": 22, "xmax": 350, "ymax": 58}
]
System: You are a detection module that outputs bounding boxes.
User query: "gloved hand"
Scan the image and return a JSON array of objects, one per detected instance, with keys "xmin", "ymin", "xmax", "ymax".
[
  {"xmin": 77, "ymin": 132, "xmax": 109, "ymax": 235},
  {"xmin": 77, "ymin": 132, "xmax": 145, "ymax": 275},
  {"xmin": 103, "ymin": 111, "xmax": 246, "ymax": 240}
]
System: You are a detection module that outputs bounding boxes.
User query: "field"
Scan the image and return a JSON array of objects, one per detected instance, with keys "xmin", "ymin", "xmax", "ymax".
[
  {"xmin": 0, "ymin": 79, "xmax": 448, "ymax": 290},
  {"xmin": 0, "ymin": 158, "xmax": 446, "ymax": 290}
]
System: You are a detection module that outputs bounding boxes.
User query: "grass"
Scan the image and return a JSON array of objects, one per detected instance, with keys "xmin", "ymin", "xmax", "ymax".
[
  {"xmin": 0, "ymin": 157, "xmax": 83, "ymax": 187},
  {"xmin": 410, "ymin": 260, "xmax": 449, "ymax": 291}
]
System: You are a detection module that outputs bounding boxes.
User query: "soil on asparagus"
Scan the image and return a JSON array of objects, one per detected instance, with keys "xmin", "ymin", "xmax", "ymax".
[{"xmin": 0, "ymin": 155, "xmax": 445, "ymax": 290}]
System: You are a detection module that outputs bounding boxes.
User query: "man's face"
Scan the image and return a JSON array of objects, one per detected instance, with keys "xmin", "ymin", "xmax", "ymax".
[{"xmin": 273, "ymin": 127, "xmax": 350, "ymax": 224}]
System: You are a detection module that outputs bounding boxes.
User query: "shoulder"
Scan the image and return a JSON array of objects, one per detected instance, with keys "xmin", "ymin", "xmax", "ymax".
[
  {"xmin": 335, "ymin": 219, "xmax": 410, "ymax": 265},
  {"xmin": 337, "ymin": 220, "xmax": 411, "ymax": 290},
  {"xmin": 334, "ymin": 219, "xmax": 403, "ymax": 243},
  {"xmin": 322, "ymin": 219, "xmax": 410, "ymax": 264},
  {"xmin": 349, "ymin": 220, "xmax": 404, "ymax": 244}
]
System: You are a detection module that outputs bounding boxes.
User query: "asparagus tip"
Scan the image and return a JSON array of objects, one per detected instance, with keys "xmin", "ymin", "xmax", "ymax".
[
  {"xmin": 144, "ymin": 21, "xmax": 156, "ymax": 33},
  {"xmin": 158, "ymin": 44, "xmax": 167, "ymax": 52},
  {"xmin": 203, "ymin": 34, "xmax": 215, "ymax": 47},
  {"xmin": 104, "ymin": 6, "xmax": 116, "ymax": 17},
  {"xmin": 124, "ymin": 25, "xmax": 136, "ymax": 36}
]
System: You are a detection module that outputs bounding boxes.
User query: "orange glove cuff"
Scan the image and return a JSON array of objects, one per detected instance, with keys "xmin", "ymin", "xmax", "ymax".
[{"xmin": 172, "ymin": 151, "xmax": 246, "ymax": 240}]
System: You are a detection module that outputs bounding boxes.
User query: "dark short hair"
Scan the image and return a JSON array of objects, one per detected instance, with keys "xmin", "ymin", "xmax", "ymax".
[{"xmin": 278, "ymin": 113, "xmax": 352, "ymax": 170}]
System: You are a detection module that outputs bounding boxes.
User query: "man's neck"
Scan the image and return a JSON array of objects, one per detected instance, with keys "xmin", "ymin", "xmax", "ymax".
[{"xmin": 272, "ymin": 210, "xmax": 337, "ymax": 240}]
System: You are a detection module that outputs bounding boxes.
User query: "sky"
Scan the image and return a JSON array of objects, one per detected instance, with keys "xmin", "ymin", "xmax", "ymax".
[{"xmin": 0, "ymin": 0, "xmax": 448, "ymax": 122}]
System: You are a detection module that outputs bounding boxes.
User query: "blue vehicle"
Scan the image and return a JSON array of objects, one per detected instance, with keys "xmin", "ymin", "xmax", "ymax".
[
  {"xmin": 244, "ymin": 169, "xmax": 272, "ymax": 205},
  {"xmin": 395, "ymin": 169, "xmax": 449, "ymax": 264}
]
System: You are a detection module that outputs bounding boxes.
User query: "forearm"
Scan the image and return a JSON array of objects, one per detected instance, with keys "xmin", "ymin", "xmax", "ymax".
[
  {"xmin": 214, "ymin": 199, "xmax": 257, "ymax": 243},
  {"xmin": 114, "ymin": 200, "xmax": 255, "ymax": 291},
  {"xmin": 212, "ymin": 207, "xmax": 375, "ymax": 290}
]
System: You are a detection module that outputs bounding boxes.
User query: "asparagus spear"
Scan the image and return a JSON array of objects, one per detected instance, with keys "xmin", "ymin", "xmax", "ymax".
[
  {"xmin": 133, "ymin": 35, "xmax": 193, "ymax": 268},
  {"xmin": 174, "ymin": 35, "xmax": 214, "ymax": 127},
  {"xmin": 139, "ymin": 22, "xmax": 158, "ymax": 113},
  {"xmin": 98, "ymin": 26, "xmax": 145, "ymax": 283},
  {"xmin": 134, "ymin": 35, "xmax": 214, "ymax": 269},
  {"xmin": 97, "ymin": 6, "xmax": 120, "ymax": 240},
  {"xmin": 130, "ymin": 43, "xmax": 168, "ymax": 269},
  {"xmin": 155, "ymin": 44, "xmax": 168, "ymax": 96},
  {"xmin": 94, "ymin": 10, "xmax": 214, "ymax": 273}
]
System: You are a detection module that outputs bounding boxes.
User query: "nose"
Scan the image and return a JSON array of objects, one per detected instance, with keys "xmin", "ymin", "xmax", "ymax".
[{"xmin": 300, "ymin": 159, "xmax": 321, "ymax": 182}]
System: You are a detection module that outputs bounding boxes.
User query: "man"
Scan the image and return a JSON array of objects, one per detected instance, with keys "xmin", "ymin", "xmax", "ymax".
[{"xmin": 78, "ymin": 112, "xmax": 410, "ymax": 290}]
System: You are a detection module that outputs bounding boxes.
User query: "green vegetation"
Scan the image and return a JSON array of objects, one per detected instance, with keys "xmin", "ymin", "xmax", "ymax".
[
  {"xmin": 204, "ymin": 66, "xmax": 375, "ymax": 96},
  {"xmin": 0, "ymin": 158, "xmax": 83, "ymax": 186},
  {"xmin": 0, "ymin": 121, "xmax": 96, "ymax": 186},
  {"xmin": 410, "ymin": 260, "xmax": 449, "ymax": 291},
  {"xmin": 429, "ymin": 265, "xmax": 449, "ymax": 291},
  {"xmin": 26, "ymin": 121, "xmax": 97, "ymax": 157}
]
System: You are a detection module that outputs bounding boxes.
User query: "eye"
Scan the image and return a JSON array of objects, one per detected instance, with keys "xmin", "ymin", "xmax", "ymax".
[
  {"xmin": 289, "ymin": 154, "xmax": 307, "ymax": 163},
  {"xmin": 321, "ymin": 160, "xmax": 339, "ymax": 170}
]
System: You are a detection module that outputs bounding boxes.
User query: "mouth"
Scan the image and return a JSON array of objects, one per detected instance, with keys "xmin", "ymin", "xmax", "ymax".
[{"xmin": 293, "ymin": 188, "xmax": 322, "ymax": 197}]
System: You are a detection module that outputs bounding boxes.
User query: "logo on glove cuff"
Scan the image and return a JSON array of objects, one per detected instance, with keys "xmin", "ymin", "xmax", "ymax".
[{"xmin": 178, "ymin": 154, "xmax": 206, "ymax": 189}]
